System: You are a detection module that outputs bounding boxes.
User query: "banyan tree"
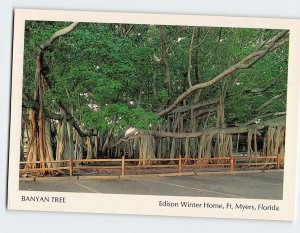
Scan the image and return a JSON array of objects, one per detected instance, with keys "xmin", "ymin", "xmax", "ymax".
[{"xmin": 21, "ymin": 21, "xmax": 288, "ymax": 170}]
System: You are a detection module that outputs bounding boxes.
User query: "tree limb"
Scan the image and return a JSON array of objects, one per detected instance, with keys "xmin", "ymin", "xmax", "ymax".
[
  {"xmin": 144, "ymin": 116, "xmax": 286, "ymax": 139},
  {"xmin": 34, "ymin": 22, "xmax": 97, "ymax": 137},
  {"xmin": 159, "ymin": 26, "xmax": 171, "ymax": 100},
  {"xmin": 157, "ymin": 30, "xmax": 289, "ymax": 117},
  {"xmin": 22, "ymin": 93, "xmax": 96, "ymax": 137},
  {"xmin": 170, "ymin": 97, "xmax": 219, "ymax": 114},
  {"xmin": 256, "ymin": 92, "xmax": 286, "ymax": 113},
  {"xmin": 40, "ymin": 22, "xmax": 79, "ymax": 51}
]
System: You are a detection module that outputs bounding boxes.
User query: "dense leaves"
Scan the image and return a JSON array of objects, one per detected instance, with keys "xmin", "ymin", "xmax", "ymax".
[{"xmin": 22, "ymin": 21, "xmax": 288, "ymax": 135}]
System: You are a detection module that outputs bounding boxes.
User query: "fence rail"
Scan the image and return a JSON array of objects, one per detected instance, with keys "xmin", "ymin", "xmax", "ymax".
[{"xmin": 19, "ymin": 155, "xmax": 284, "ymax": 177}]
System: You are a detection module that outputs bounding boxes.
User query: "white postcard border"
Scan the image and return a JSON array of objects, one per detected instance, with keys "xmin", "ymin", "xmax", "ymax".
[{"xmin": 8, "ymin": 9, "xmax": 300, "ymax": 221}]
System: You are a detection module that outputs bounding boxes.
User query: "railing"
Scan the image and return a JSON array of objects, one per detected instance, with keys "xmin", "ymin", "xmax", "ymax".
[{"xmin": 19, "ymin": 155, "xmax": 284, "ymax": 177}]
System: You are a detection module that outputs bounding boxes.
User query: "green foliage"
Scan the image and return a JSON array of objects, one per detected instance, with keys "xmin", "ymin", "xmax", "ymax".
[
  {"xmin": 99, "ymin": 104, "xmax": 161, "ymax": 130},
  {"xmin": 22, "ymin": 21, "xmax": 288, "ymax": 135}
]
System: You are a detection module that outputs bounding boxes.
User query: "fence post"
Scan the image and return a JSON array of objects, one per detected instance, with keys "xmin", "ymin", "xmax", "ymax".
[
  {"xmin": 276, "ymin": 154, "xmax": 280, "ymax": 169},
  {"xmin": 69, "ymin": 157, "xmax": 73, "ymax": 177},
  {"xmin": 122, "ymin": 156, "xmax": 125, "ymax": 176},
  {"xmin": 230, "ymin": 155, "xmax": 234, "ymax": 172},
  {"xmin": 178, "ymin": 155, "xmax": 182, "ymax": 175}
]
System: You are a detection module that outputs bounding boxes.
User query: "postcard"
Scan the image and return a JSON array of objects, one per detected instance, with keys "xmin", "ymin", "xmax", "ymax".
[{"xmin": 7, "ymin": 9, "xmax": 300, "ymax": 220}]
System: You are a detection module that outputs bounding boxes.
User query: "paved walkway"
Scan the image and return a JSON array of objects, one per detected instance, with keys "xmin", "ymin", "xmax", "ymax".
[{"xmin": 19, "ymin": 170, "xmax": 283, "ymax": 199}]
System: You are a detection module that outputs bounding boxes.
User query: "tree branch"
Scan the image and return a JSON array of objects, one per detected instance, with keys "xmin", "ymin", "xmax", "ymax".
[
  {"xmin": 159, "ymin": 26, "xmax": 171, "ymax": 100},
  {"xmin": 33, "ymin": 22, "xmax": 97, "ymax": 137},
  {"xmin": 40, "ymin": 22, "xmax": 79, "ymax": 51},
  {"xmin": 157, "ymin": 30, "xmax": 289, "ymax": 117},
  {"xmin": 22, "ymin": 93, "xmax": 96, "ymax": 137},
  {"xmin": 170, "ymin": 97, "xmax": 219, "ymax": 114}
]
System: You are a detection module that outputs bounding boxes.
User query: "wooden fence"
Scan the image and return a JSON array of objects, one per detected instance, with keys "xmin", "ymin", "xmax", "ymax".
[{"xmin": 19, "ymin": 155, "xmax": 284, "ymax": 177}]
